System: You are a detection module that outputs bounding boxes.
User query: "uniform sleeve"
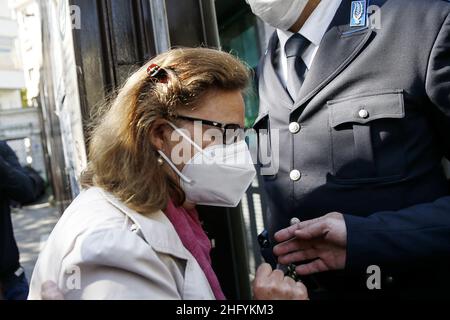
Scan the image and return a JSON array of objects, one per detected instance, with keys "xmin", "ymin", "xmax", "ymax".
[
  {"xmin": 61, "ymin": 228, "xmax": 183, "ymax": 300},
  {"xmin": 344, "ymin": 12, "xmax": 450, "ymax": 274},
  {"xmin": 344, "ymin": 197, "xmax": 450, "ymax": 273},
  {"xmin": 0, "ymin": 142, "xmax": 38, "ymax": 204},
  {"xmin": 425, "ymin": 11, "xmax": 450, "ymax": 158}
]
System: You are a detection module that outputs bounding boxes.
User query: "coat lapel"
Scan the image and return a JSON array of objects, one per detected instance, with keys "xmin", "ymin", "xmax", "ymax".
[
  {"xmin": 93, "ymin": 188, "xmax": 216, "ymax": 300},
  {"xmin": 293, "ymin": 0, "xmax": 374, "ymax": 113},
  {"xmin": 99, "ymin": 188, "xmax": 189, "ymax": 260},
  {"xmin": 109, "ymin": 197, "xmax": 216, "ymax": 300}
]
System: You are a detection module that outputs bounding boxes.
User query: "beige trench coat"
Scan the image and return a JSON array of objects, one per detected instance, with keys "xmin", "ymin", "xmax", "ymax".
[{"xmin": 28, "ymin": 187, "xmax": 215, "ymax": 300}]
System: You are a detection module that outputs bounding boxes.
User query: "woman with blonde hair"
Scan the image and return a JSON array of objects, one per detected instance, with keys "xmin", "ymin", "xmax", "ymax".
[{"xmin": 28, "ymin": 48, "xmax": 308, "ymax": 300}]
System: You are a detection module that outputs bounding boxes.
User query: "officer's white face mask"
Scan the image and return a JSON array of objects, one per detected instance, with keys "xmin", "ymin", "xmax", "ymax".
[
  {"xmin": 246, "ymin": 0, "xmax": 309, "ymax": 30},
  {"xmin": 158, "ymin": 122, "xmax": 256, "ymax": 207}
]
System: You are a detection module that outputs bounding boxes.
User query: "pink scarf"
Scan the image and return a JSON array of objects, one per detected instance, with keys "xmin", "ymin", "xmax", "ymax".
[{"xmin": 164, "ymin": 199, "xmax": 226, "ymax": 300}]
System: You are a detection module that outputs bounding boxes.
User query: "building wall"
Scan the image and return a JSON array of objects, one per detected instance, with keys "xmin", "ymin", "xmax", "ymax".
[
  {"xmin": 37, "ymin": 0, "xmax": 87, "ymax": 201},
  {"xmin": 0, "ymin": 88, "xmax": 21, "ymax": 110},
  {"xmin": 11, "ymin": 0, "xmax": 41, "ymax": 105},
  {"xmin": 0, "ymin": 0, "xmax": 24, "ymax": 110},
  {"xmin": 0, "ymin": 0, "xmax": 47, "ymax": 181},
  {"xmin": 0, "ymin": 107, "xmax": 47, "ymax": 179}
]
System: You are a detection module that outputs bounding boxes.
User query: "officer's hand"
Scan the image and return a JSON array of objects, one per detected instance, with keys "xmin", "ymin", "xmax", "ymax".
[
  {"xmin": 41, "ymin": 281, "xmax": 65, "ymax": 300},
  {"xmin": 273, "ymin": 212, "xmax": 347, "ymax": 275},
  {"xmin": 252, "ymin": 263, "xmax": 309, "ymax": 300}
]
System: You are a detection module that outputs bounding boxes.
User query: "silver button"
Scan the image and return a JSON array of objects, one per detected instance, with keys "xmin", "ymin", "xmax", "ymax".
[
  {"xmin": 290, "ymin": 217, "xmax": 301, "ymax": 226},
  {"xmin": 358, "ymin": 109, "xmax": 369, "ymax": 119},
  {"xmin": 130, "ymin": 224, "xmax": 139, "ymax": 233},
  {"xmin": 290, "ymin": 170, "xmax": 302, "ymax": 181},
  {"xmin": 289, "ymin": 122, "xmax": 301, "ymax": 134}
]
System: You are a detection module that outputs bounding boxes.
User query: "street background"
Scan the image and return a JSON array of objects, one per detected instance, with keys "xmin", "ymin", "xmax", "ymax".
[{"xmin": 11, "ymin": 201, "xmax": 58, "ymax": 281}]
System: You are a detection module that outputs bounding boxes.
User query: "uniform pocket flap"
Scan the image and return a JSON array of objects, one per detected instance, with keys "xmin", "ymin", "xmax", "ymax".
[{"xmin": 328, "ymin": 89, "xmax": 405, "ymax": 128}]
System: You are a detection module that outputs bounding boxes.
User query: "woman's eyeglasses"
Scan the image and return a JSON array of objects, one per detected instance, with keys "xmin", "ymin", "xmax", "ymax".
[{"xmin": 176, "ymin": 115, "xmax": 246, "ymax": 145}]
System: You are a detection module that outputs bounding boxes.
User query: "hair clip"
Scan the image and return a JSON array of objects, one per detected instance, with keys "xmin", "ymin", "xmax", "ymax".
[{"xmin": 147, "ymin": 64, "xmax": 168, "ymax": 83}]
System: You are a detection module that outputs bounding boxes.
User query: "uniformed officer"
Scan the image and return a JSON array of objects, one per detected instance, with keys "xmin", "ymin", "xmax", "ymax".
[{"xmin": 248, "ymin": 0, "xmax": 450, "ymax": 299}]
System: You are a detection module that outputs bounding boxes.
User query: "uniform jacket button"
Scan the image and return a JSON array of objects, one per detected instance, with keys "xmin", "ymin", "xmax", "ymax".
[
  {"xmin": 290, "ymin": 170, "xmax": 302, "ymax": 181},
  {"xmin": 289, "ymin": 122, "xmax": 301, "ymax": 134},
  {"xmin": 358, "ymin": 109, "xmax": 369, "ymax": 119}
]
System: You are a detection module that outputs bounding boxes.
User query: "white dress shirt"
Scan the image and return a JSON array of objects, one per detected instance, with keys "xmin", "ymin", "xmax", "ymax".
[{"xmin": 276, "ymin": 0, "xmax": 342, "ymax": 87}]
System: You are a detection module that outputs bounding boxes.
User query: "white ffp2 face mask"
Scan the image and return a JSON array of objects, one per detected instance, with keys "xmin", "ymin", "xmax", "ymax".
[
  {"xmin": 158, "ymin": 123, "xmax": 256, "ymax": 207},
  {"xmin": 246, "ymin": 0, "xmax": 309, "ymax": 30}
]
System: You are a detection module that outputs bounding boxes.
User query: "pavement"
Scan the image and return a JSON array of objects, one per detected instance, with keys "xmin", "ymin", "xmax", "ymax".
[{"xmin": 10, "ymin": 202, "xmax": 60, "ymax": 282}]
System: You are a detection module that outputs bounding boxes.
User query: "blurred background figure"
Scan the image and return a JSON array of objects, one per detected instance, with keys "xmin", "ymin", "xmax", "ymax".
[
  {"xmin": 0, "ymin": 0, "xmax": 57, "ymax": 300},
  {"xmin": 0, "ymin": 140, "xmax": 44, "ymax": 300}
]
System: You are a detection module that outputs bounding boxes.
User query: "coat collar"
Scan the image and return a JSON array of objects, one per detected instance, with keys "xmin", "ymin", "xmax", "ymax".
[
  {"xmin": 97, "ymin": 188, "xmax": 190, "ymax": 261},
  {"xmin": 260, "ymin": 0, "xmax": 374, "ymax": 115},
  {"xmin": 292, "ymin": 0, "xmax": 374, "ymax": 114}
]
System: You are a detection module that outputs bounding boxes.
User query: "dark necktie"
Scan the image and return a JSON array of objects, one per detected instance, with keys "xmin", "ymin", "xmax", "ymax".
[{"xmin": 284, "ymin": 34, "xmax": 310, "ymax": 101}]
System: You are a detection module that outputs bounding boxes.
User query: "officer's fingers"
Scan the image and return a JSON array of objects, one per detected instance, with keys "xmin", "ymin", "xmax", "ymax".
[
  {"xmin": 273, "ymin": 238, "xmax": 306, "ymax": 256},
  {"xmin": 274, "ymin": 217, "xmax": 324, "ymax": 243},
  {"xmin": 274, "ymin": 224, "xmax": 302, "ymax": 243},
  {"xmin": 294, "ymin": 221, "xmax": 327, "ymax": 241},
  {"xmin": 255, "ymin": 263, "xmax": 273, "ymax": 280},
  {"xmin": 41, "ymin": 281, "xmax": 64, "ymax": 300},
  {"xmin": 278, "ymin": 248, "xmax": 318, "ymax": 265},
  {"xmin": 295, "ymin": 259, "xmax": 329, "ymax": 276}
]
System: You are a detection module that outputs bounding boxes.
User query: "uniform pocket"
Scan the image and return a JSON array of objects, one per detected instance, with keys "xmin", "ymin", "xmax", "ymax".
[{"xmin": 327, "ymin": 89, "xmax": 406, "ymax": 184}]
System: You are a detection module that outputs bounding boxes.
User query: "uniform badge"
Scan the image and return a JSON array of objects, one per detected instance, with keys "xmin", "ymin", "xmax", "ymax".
[{"xmin": 350, "ymin": 0, "xmax": 367, "ymax": 27}]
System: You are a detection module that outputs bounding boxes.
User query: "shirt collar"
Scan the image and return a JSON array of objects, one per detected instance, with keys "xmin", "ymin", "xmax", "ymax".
[{"xmin": 277, "ymin": 0, "xmax": 342, "ymax": 49}]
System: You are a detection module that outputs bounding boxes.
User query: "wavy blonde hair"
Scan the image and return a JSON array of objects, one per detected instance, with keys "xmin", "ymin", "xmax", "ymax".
[{"xmin": 81, "ymin": 48, "xmax": 250, "ymax": 214}]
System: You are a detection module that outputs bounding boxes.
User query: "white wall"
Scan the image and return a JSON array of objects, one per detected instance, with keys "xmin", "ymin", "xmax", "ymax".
[
  {"xmin": 0, "ymin": 0, "xmax": 12, "ymax": 18},
  {"xmin": 12, "ymin": 0, "xmax": 41, "ymax": 103},
  {"xmin": 0, "ymin": 107, "xmax": 47, "ymax": 179},
  {"xmin": 0, "ymin": 18, "xmax": 18, "ymax": 38},
  {"xmin": 0, "ymin": 0, "xmax": 46, "ymax": 179},
  {"xmin": 0, "ymin": 0, "xmax": 25, "ymax": 98},
  {"xmin": 0, "ymin": 88, "xmax": 22, "ymax": 109},
  {"xmin": 0, "ymin": 0, "xmax": 21, "ymax": 71},
  {"xmin": 0, "ymin": 70, "xmax": 24, "ymax": 89}
]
